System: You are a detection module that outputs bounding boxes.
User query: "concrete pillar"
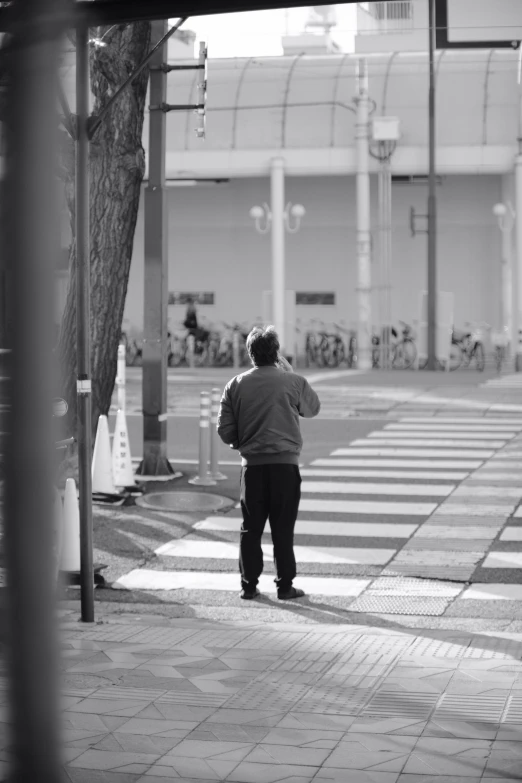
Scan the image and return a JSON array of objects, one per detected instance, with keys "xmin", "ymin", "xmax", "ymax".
[
  {"xmin": 271, "ymin": 158, "xmax": 286, "ymax": 352},
  {"xmin": 354, "ymin": 59, "xmax": 372, "ymax": 371}
]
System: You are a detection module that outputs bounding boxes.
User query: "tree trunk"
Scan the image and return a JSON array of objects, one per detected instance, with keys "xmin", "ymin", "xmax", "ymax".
[{"xmin": 59, "ymin": 23, "xmax": 151, "ymax": 438}]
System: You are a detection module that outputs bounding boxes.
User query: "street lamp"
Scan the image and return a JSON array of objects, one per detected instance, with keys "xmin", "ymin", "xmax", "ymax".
[
  {"xmin": 492, "ymin": 201, "xmax": 515, "ymax": 356},
  {"xmin": 249, "ymin": 202, "xmax": 306, "ymax": 234},
  {"xmin": 249, "ymin": 178, "xmax": 305, "ymax": 354}
]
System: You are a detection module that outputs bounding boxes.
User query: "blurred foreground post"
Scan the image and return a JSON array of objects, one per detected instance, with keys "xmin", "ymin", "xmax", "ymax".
[{"xmin": 2, "ymin": 0, "xmax": 66, "ymax": 779}]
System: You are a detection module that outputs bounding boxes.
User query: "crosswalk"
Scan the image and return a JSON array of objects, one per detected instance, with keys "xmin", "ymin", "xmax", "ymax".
[
  {"xmin": 116, "ymin": 415, "xmax": 522, "ymax": 615},
  {"xmin": 482, "ymin": 373, "xmax": 522, "ymax": 389}
]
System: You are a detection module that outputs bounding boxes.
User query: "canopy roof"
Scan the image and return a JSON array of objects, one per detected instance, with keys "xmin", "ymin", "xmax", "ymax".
[{"xmin": 155, "ymin": 49, "xmax": 520, "ymax": 153}]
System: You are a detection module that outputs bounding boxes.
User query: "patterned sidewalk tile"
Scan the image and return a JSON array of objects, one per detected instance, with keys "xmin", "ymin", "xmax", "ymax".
[{"xmin": 347, "ymin": 596, "xmax": 451, "ymax": 617}]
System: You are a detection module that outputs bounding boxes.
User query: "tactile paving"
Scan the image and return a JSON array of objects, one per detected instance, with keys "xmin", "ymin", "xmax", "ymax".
[
  {"xmin": 405, "ymin": 638, "xmax": 470, "ymax": 658},
  {"xmin": 223, "ymin": 679, "xmax": 312, "ymax": 711},
  {"xmin": 434, "ymin": 694, "xmax": 508, "ymax": 723},
  {"xmin": 362, "ymin": 689, "xmax": 439, "ymax": 719},
  {"xmin": 347, "ymin": 596, "xmax": 450, "ymax": 616},
  {"xmin": 462, "ymin": 639, "xmax": 522, "ymax": 659},
  {"xmin": 382, "ymin": 565, "xmax": 475, "ymax": 580},
  {"xmin": 297, "ymin": 632, "xmax": 362, "ymax": 654},
  {"xmin": 503, "ymin": 695, "xmax": 522, "ymax": 723},
  {"xmin": 233, "ymin": 631, "xmax": 305, "ymax": 651},
  {"xmin": 402, "ymin": 539, "xmax": 491, "ymax": 552},
  {"xmin": 268, "ymin": 651, "xmax": 339, "ymax": 674},
  {"xmin": 295, "ymin": 686, "xmax": 371, "ymax": 715},
  {"xmin": 367, "ymin": 577, "xmax": 462, "ymax": 597},
  {"xmin": 156, "ymin": 691, "xmax": 228, "ymax": 707}
]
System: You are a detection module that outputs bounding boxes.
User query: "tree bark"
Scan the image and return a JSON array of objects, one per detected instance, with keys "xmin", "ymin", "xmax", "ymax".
[{"xmin": 59, "ymin": 22, "xmax": 151, "ymax": 437}]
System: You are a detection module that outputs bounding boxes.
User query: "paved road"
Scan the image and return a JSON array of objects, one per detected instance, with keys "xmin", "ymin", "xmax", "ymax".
[{"xmin": 92, "ymin": 375, "xmax": 522, "ymax": 627}]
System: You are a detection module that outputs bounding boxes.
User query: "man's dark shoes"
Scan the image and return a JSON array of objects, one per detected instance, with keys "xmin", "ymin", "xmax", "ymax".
[
  {"xmin": 240, "ymin": 587, "xmax": 261, "ymax": 600},
  {"xmin": 277, "ymin": 587, "xmax": 305, "ymax": 600}
]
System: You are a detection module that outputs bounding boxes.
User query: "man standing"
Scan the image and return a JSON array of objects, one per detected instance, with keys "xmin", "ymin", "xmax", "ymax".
[{"xmin": 217, "ymin": 326, "xmax": 320, "ymax": 601}]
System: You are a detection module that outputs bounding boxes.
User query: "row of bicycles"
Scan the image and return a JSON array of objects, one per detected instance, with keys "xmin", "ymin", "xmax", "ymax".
[
  {"xmin": 304, "ymin": 320, "xmax": 495, "ymax": 372},
  {"xmin": 122, "ymin": 322, "xmax": 252, "ymax": 368},
  {"xmin": 122, "ymin": 319, "xmax": 498, "ymax": 372}
]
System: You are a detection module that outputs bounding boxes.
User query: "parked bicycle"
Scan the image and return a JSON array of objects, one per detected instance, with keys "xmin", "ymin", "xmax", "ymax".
[
  {"xmin": 450, "ymin": 322, "xmax": 489, "ymax": 372},
  {"xmin": 372, "ymin": 321, "xmax": 417, "ymax": 370}
]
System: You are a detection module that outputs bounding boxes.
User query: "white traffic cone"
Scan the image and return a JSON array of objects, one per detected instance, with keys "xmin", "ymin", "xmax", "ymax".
[
  {"xmin": 112, "ymin": 408, "xmax": 136, "ymax": 488},
  {"xmin": 60, "ymin": 478, "xmax": 80, "ymax": 574},
  {"xmin": 92, "ymin": 414, "xmax": 117, "ymax": 494}
]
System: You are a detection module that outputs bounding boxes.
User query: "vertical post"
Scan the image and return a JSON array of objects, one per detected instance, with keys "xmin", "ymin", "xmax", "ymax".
[
  {"xmin": 501, "ymin": 222, "xmax": 512, "ymax": 339},
  {"xmin": 117, "ymin": 343, "xmax": 126, "ymax": 411},
  {"xmin": 271, "ymin": 158, "xmax": 286, "ymax": 351},
  {"xmin": 76, "ymin": 25, "xmax": 94, "ymax": 623},
  {"xmin": 2, "ymin": 0, "xmax": 64, "ymax": 777},
  {"xmin": 139, "ymin": 20, "xmax": 173, "ymax": 476},
  {"xmin": 427, "ymin": 0, "xmax": 438, "ymax": 370},
  {"xmin": 515, "ymin": 88, "xmax": 522, "ymax": 370},
  {"xmin": 355, "ymin": 58, "xmax": 372, "ymax": 371}
]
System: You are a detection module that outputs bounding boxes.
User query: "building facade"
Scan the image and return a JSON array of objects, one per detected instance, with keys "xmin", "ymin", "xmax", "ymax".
[{"xmin": 120, "ymin": 47, "xmax": 519, "ymax": 357}]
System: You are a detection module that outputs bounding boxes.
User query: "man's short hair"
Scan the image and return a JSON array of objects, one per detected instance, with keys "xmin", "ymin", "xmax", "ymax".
[{"xmin": 246, "ymin": 325, "xmax": 279, "ymax": 366}]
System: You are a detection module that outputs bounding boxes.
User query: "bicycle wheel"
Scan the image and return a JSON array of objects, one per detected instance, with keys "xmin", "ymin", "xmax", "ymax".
[
  {"xmin": 347, "ymin": 337, "xmax": 357, "ymax": 369},
  {"xmin": 392, "ymin": 339, "xmax": 417, "ymax": 370},
  {"xmin": 169, "ymin": 337, "xmax": 185, "ymax": 367},
  {"xmin": 449, "ymin": 343, "xmax": 462, "ymax": 371},
  {"xmin": 495, "ymin": 345, "xmax": 503, "ymax": 374},
  {"xmin": 323, "ymin": 337, "xmax": 339, "ymax": 367},
  {"xmin": 335, "ymin": 340, "xmax": 346, "ymax": 366},
  {"xmin": 474, "ymin": 341, "xmax": 485, "ymax": 372}
]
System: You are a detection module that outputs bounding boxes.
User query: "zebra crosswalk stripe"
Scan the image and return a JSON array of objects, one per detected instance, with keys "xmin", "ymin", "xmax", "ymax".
[{"xmin": 114, "ymin": 414, "xmax": 522, "ymax": 600}]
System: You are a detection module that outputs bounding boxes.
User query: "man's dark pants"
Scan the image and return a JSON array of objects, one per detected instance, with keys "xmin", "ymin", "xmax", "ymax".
[{"xmin": 239, "ymin": 464, "xmax": 301, "ymax": 592}]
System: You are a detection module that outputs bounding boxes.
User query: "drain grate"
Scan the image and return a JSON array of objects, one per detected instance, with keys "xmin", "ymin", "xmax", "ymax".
[{"xmin": 362, "ymin": 689, "xmax": 438, "ymax": 719}]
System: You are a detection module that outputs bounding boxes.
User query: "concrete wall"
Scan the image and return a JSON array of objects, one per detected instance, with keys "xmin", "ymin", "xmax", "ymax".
[{"xmin": 124, "ymin": 174, "xmax": 503, "ymax": 349}]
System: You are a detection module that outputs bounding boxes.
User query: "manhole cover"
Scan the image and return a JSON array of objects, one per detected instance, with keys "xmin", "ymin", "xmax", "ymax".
[
  {"xmin": 62, "ymin": 673, "xmax": 112, "ymax": 689},
  {"xmin": 136, "ymin": 491, "xmax": 235, "ymax": 513}
]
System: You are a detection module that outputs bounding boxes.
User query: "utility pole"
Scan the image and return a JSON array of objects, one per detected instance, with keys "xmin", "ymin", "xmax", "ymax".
[
  {"xmin": 354, "ymin": 58, "xmax": 372, "ymax": 371},
  {"xmin": 138, "ymin": 19, "xmax": 174, "ymax": 477},
  {"xmin": 427, "ymin": 0, "xmax": 437, "ymax": 370},
  {"xmin": 76, "ymin": 24, "xmax": 95, "ymax": 622}
]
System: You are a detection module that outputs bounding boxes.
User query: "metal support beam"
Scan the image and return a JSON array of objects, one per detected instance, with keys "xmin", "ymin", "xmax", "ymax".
[
  {"xmin": 354, "ymin": 58, "xmax": 372, "ymax": 371},
  {"xmin": 138, "ymin": 19, "xmax": 174, "ymax": 477},
  {"xmin": 76, "ymin": 24, "xmax": 95, "ymax": 622},
  {"xmin": 427, "ymin": 0, "xmax": 438, "ymax": 370},
  {"xmin": 2, "ymin": 0, "xmax": 65, "ymax": 778}
]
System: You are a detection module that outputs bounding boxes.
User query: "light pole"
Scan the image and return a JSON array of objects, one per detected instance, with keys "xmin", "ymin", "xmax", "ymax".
[
  {"xmin": 354, "ymin": 59, "xmax": 372, "ymax": 371},
  {"xmin": 493, "ymin": 201, "xmax": 515, "ymax": 356},
  {"xmin": 249, "ymin": 183, "xmax": 305, "ymax": 354}
]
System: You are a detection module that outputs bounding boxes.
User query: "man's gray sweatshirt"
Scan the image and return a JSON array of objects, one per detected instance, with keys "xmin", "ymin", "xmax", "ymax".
[{"xmin": 217, "ymin": 365, "xmax": 321, "ymax": 466}]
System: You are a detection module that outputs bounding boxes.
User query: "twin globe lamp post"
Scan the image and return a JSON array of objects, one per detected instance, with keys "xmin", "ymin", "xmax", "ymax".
[{"xmin": 249, "ymin": 197, "xmax": 305, "ymax": 359}]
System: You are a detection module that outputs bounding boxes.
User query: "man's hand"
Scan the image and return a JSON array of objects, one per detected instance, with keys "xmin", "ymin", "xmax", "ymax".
[{"xmin": 276, "ymin": 355, "xmax": 294, "ymax": 373}]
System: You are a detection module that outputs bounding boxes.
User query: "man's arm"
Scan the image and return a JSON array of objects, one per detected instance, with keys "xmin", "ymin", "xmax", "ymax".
[
  {"xmin": 298, "ymin": 378, "xmax": 321, "ymax": 418},
  {"xmin": 217, "ymin": 384, "xmax": 239, "ymax": 449}
]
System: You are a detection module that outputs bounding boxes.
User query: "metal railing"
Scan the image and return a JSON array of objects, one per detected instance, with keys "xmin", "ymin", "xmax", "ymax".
[{"xmin": 357, "ymin": 1, "xmax": 414, "ymax": 34}]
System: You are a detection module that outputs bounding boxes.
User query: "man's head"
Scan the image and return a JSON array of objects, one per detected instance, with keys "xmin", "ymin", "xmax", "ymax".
[{"xmin": 246, "ymin": 325, "xmax": 280, "ymax": 367}]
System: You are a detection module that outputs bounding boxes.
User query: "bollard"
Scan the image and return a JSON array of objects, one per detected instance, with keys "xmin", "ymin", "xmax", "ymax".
[
  {"xmin": 189, "ymin": 392, "xmax": 217, "ymax": 486},
  {"xmin": 209, "ymin": 388, "xmax": 227, "ymax": 480},
  {"xmin": 187, "ymin": 334, "xmax": 195, "ymax": 368},
  {"xmin": 232, "ymin": 331, "xmax": 240, "ymax": 369},
  {"xmin": 116, "ymin": 343, "xmax": 126, "ymax": 412}
]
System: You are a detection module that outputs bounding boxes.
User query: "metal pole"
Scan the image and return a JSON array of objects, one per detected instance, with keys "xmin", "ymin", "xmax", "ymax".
[
  {"xmin": 2, "ymin": 0, "xmax": 64, "ymax": 777},
  {"xmin": 515, "ymin": 87, "xmax": 522, "ymax": 370},
  {"xmin": 139, "ymin": 19, "xmax": 174, "ymax": 477},
  {"xmin": 271, "ymin": 158, "xmax": 286, "ymax": 352},
  {"xmin": 427, "ymin": 0, "xmax": 437, "ymax": 370},
  {"xmin": 501, "ymin": 220, "xmax": 512, "ymax": 339},
  {"xmin": 76, "ymin": 24, "xmax": 95, "ymax": 623},
  {"xmin": 355, "ymin": 58, "xmax": 372, "ymax": 371}
]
